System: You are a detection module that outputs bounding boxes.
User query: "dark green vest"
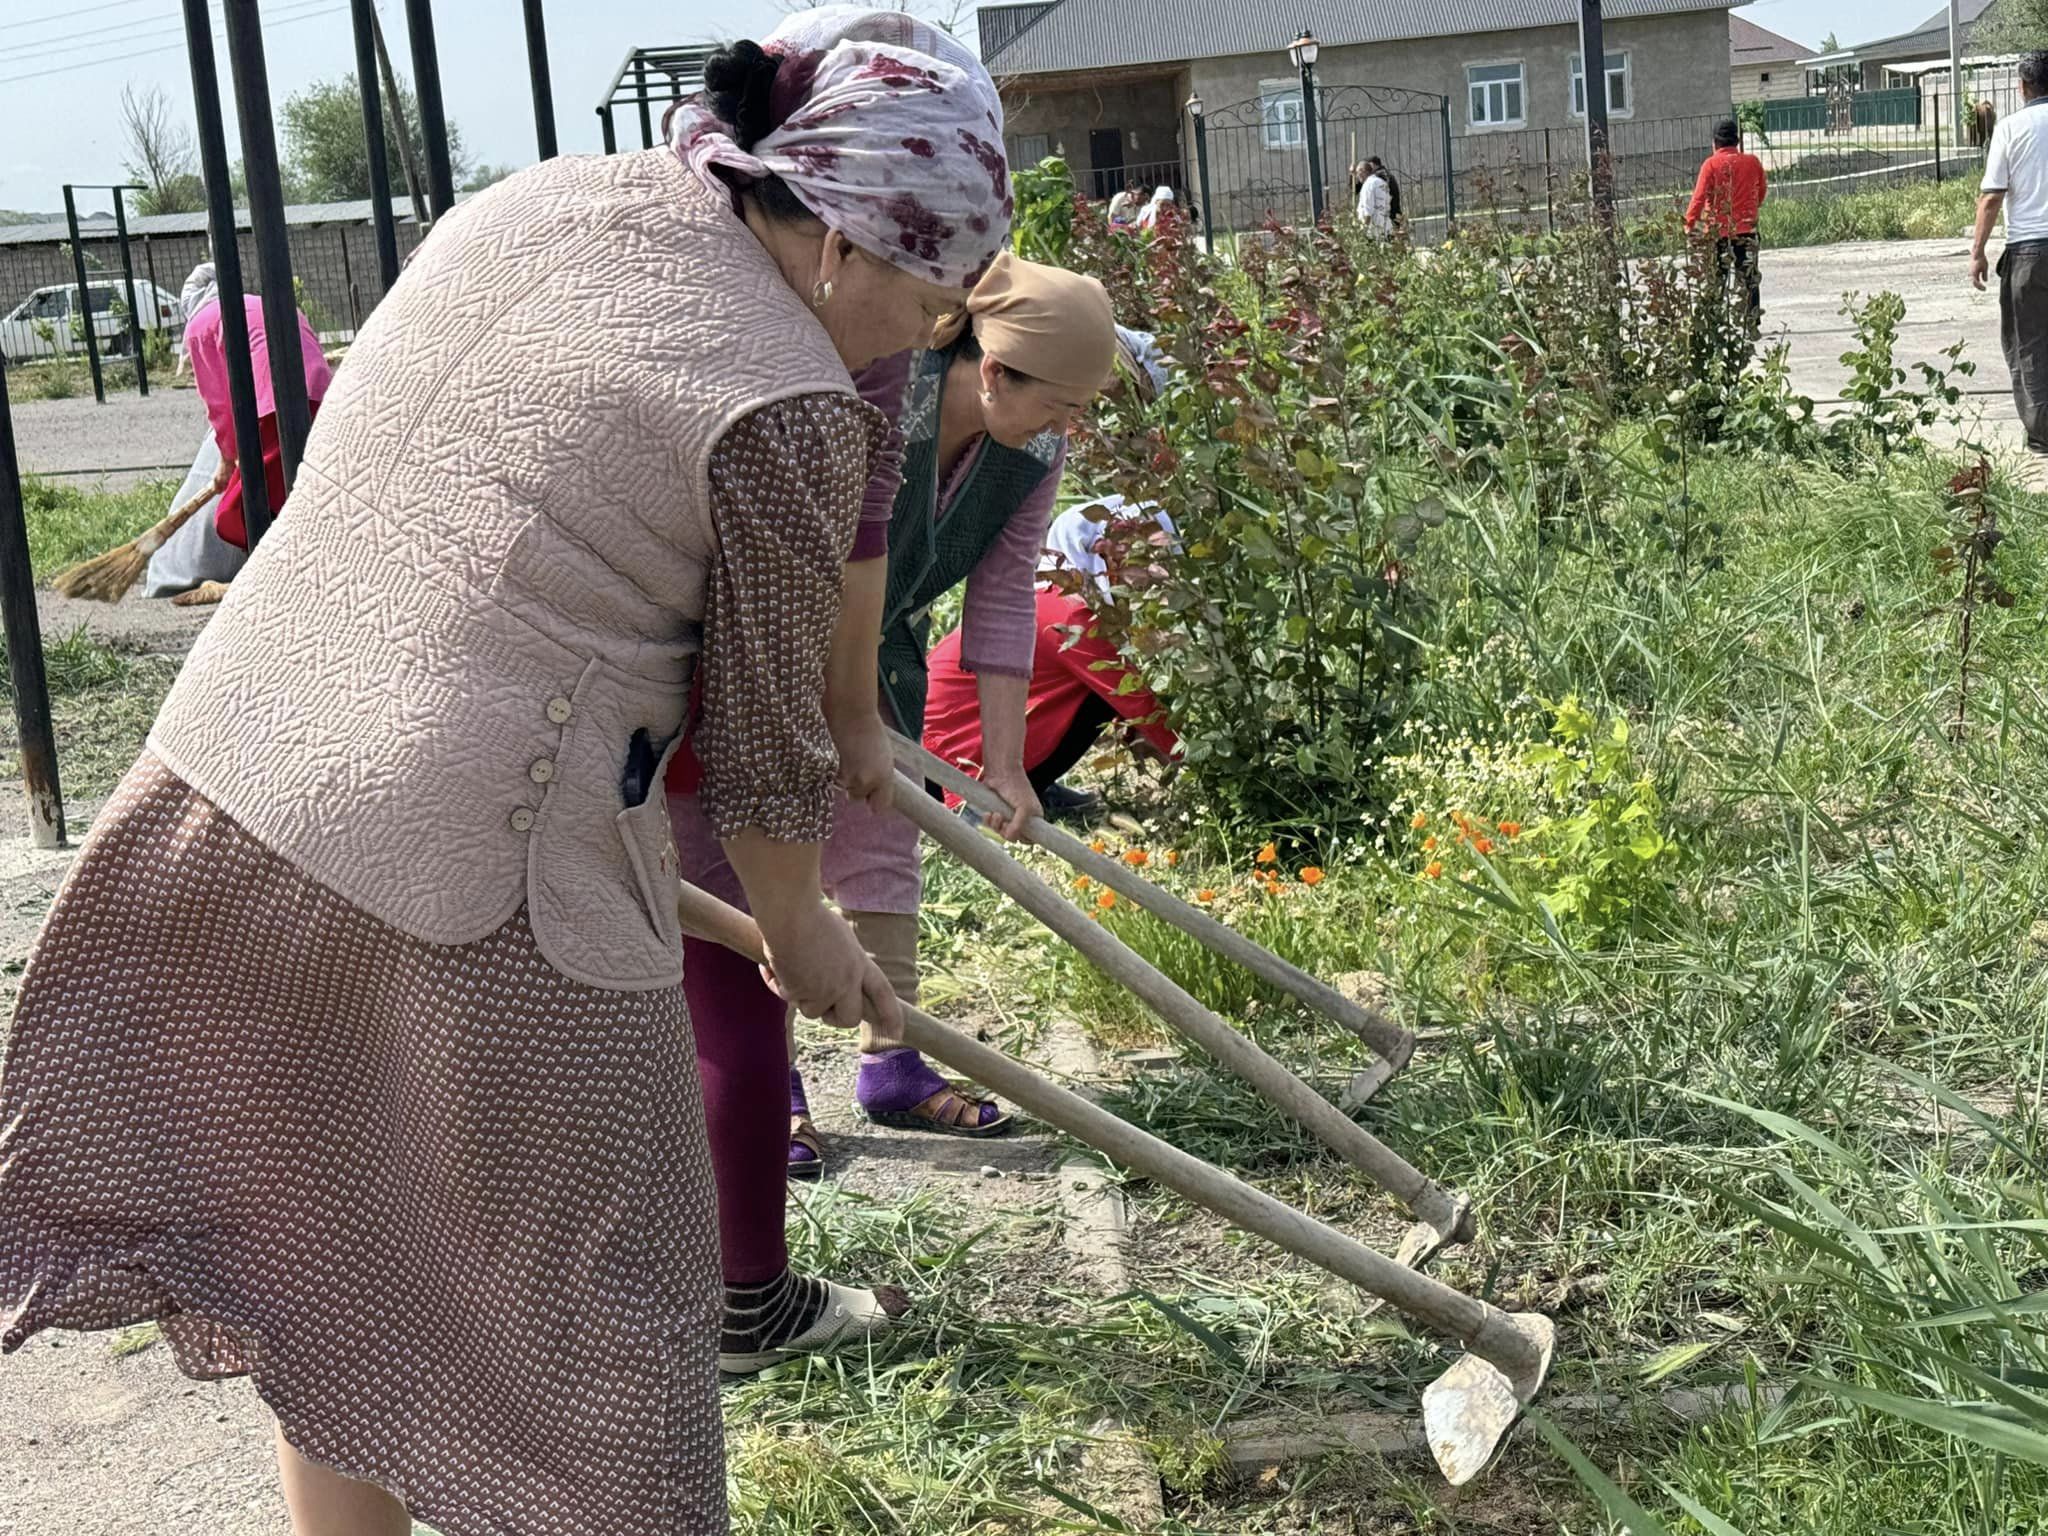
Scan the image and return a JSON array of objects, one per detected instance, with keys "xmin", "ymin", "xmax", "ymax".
[{"xmin": 878, "ymin": 347, "xmax": 1063, "ymax": 734}]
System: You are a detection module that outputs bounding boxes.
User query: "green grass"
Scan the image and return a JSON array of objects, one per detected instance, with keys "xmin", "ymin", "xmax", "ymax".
[
  {"xmin": 1759, "ymin": 177, "xmax": 1981, "ymax": 247},
  {"xmin": 19, "ymin": 473, "xmax": 177, "ymax": 581}
]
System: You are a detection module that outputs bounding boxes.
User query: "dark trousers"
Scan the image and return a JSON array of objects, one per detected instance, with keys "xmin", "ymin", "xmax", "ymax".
[
  {"xmin": 1716, "ymin": 234, "xmax": 1761, "ymax": 327},
  {"xmin": 1999, "ymin": 240, "xmax": 2048, "ymax": 451},
  {"xmin": 1029, "ymin": 695, "xmax": 1118, "ymax": 794}
]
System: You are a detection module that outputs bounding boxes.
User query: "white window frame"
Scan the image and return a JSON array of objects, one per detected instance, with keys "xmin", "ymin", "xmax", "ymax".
[
  {"xmin": 1569, "ymin": 50, "xmax": 1633, "ymax": 119},
  {"xmin": 1465, "ymin": 60, "xmax": 1527, "ymax": 131},
  {"xmin": 1260, "ymin": 77, "xmax": 1306, "ymax": 150}
]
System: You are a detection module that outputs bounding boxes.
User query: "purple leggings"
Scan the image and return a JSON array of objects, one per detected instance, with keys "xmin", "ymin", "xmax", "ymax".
[{"xmin": 683, "ymin": 935, "xmax": 791, "ymax": 1285}]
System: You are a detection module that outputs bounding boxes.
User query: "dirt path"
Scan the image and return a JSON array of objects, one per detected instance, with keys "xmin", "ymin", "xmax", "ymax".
[{"xmin": 11, "ymin": 388, "xmax": 209, "ymax": 492}]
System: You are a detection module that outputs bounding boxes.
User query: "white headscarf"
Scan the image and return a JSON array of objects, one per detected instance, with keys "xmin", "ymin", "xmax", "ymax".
[
  {"xmin": 179, "ymin": 260, "xmax": 217, "ymax": 320},
  {"xmin": 669, "ymin": 6, "xmax": 1012, "ymax": 288},
  {"xmin": 1114, "ymin": 324, "xmax": 1169, "ymax": 401},
  {"xmin": 1040, "ymin": 496, "xmax": 1177, "ymax": 594}
]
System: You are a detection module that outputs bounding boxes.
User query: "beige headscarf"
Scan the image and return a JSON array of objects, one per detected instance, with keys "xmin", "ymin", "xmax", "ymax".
[{"xmin": 936, "ymin": 251, "xmax": 1117, "ymax": 394}]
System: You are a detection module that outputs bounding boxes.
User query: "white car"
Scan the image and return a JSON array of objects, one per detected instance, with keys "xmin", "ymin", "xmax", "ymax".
[{"xmin": 0, "ymin": 280, "xmax": 185, "ymax": 362}]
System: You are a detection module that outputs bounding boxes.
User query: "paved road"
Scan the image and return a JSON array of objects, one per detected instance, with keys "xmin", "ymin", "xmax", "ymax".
[
  {"xmin": 10, "ymin": 386, "xmax": 208, "ymax": 491},
  {"xmin": 1762, "ymin": 236, "xmax": 2032, "ymax": 466}
]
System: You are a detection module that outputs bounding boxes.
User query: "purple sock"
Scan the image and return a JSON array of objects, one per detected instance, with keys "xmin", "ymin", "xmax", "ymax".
[
  {"xmin": 856, "ymin": 1048, "xmax": 1001, "ymax": 1126},
  {"xmin": 788, "ymin": 1067, "xmax": 819, "ymax": 1167}
]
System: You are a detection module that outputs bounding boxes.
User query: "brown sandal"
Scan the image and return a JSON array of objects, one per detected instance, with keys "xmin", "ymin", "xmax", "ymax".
[
  {"xmin": 788, "ymin": 1114, "xmax": 825, "ymax": 1181},
  {"xmin": 862, "ymin": 1087, "xmax": 1014, "ymax": 1139}
]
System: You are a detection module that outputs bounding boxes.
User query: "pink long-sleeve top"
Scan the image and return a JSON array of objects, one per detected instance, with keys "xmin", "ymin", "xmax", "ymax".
[{"xmin": 185, "ymin": 295, "xmax": 332, "ymax": 457}]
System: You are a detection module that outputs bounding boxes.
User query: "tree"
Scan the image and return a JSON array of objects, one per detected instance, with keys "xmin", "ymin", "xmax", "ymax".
[
  {"xmin": 1978, "ymin": 1, "xmax": 2048, "ymax": 50},
  {"xmin": 121, "ymin": 82, "xmax": 207, "ymax": 216},
  {"xmin": 1821, "ymin": 32, "xmax": 1839, "ymax": 52},
  {"xmin": 461, "ymin": 164, "xmax": 516, "ymax": 193},
  {"xmin": 279, "ymin": 74, "xmax": 471, "ymax": 202}
]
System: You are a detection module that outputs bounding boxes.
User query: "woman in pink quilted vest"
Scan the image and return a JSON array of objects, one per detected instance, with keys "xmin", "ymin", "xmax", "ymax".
[{"xmin": 0, "ymin": 11, "xmax": 1010, "ymax": 1535}]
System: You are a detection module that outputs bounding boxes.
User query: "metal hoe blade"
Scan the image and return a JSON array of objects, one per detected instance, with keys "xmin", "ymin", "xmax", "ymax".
[{"xmin": 1423, "ymin": 1314, "xmax": 1556, "ymax": 1485}]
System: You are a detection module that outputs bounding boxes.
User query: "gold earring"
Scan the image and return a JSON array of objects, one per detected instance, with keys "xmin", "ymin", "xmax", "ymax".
[{"xmin": 811, "ymin": 279, "xmax": 834, "ymax": 310}]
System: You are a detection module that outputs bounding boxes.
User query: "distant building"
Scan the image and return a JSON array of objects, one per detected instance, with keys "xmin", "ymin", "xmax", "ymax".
[{"xmin": 1729, "ymin": 11, "xmax": 1811, "ymax": 104}]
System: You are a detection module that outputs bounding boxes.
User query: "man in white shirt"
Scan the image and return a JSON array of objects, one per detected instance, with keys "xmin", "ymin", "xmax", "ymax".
[
  {"xmin": 1356, "ymin": 157, "xmax": 1394, "ymax": 237},
  {"xmin": 1974, "ymin": 52, "xmax": 2048, "ymax": 452}
]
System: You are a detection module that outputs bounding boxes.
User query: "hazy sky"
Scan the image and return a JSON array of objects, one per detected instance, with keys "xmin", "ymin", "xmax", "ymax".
[{"xmin": 0, "ymin": 0, "xmax": 1975, "ymax": 218}]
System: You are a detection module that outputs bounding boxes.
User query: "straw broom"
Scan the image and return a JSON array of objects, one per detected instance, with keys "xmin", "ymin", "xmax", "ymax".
[{"xmin": 52, "ymin": 482, "xmax": 219, "ymax": 603}]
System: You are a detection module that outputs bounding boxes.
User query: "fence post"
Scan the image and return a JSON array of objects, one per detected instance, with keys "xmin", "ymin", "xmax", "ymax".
[
  {"xmin": 1935, "ymin": 96, "xmax": 1943, "ymax": 184},
  {"xmin": 1578, "ymin": 0, "xmax": 1616, "ymax": 229},
  {"xmin": 1545, "ymin": 127, "xmax": 1555, "ymax": 232},
  {"xmin": 142, "ymin": 236, "xmax": 163, "ymax": 336},
  {"xmin": 1191, "ymin": 104, "xmax": 1215, "ymax": 250},
  {"xmin": 349, "ymin": 0, "xmax": 402, "ymax": 293},
  {"xmin": 0, "ymin": 363, "xmax": 66, "ymax": 850},
  {"xmin": 524, "ymin": 0, "xmax": 558, "ymax": 160},
  {"xmin": 223, "ymin": 0, "xmax": 313, "ymax": 495},
  {"xmin": 60, "ymin": 188, "xmax": 107, "ymax": 405},
  {"xmin": 1440, "ymin": 97, "xmax": 1457, "ymax": 229},
  {"xmin": 180, "ymin": 0, "xmax": 274, "ymax": 546},
  {"xmin": 1300, "ymin": 62, "xmax": 1326, "ymax": 225},
  {"xmin": 403, "ymin": 0, "xmax": 457, "ymax": 218},
  {"xmin": 634, "ymin": 58, "xmax": 654, "ymax": 149},
  {"xmin": 599, "ymin": 105, "xmax": 618, "ymax": 155},
  {"xmin": 340, "ymin": 229, "xmax": 360, "ymax": 331},
  {"xmin": 111, "ymin": 188, "xmax": 149, "ymax": 398}
]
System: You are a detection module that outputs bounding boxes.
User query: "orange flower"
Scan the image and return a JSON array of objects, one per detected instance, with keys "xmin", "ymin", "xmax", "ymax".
[
  {"xmin": 1264, "ymin": 880, "xmax": 1283, "ymax": 896},
  {"xmin": 1196, "ymin": 888, "xmax": 1217, "ymax": 903},
  {"xmin": 1124, "ymin": 849, "xmax": 1150, "ymax": 868},
  {"xmin": 1423, "ymin": 835, "xmax": 1438, "ymax": 852},
  {"xmin": 1300, "ymin": 867, "xmax": 1325, "ymax": 886},
  {"xmin": 1166, "ymin": 850, "xmax": 1181, "ymax": 867},
  {"xmin": 1410, "ymin": 812, "xmax": 1428, "ymax": 830},
  {"xmin": 1473, "ymin": 836, "xmax": 1496, "ymax": 856},
  {"xmin": 1498, "ymin": 820, "xmax": 1523, "ymax": 839},
  {"xmin": 1097, "ymin": 889, "xmax": 1118, "ymax": 911},
  {"xmin": 1073, "ymin": 875, "xmax": 1092, "ymax": 891},
  {"xmin": 1425, "ymin": 861, "xmax": 1444, "ymax": 879},
  {"xmin": 1090, "ymin": 838, "xmax": 1109, "ymax": 854},
  {"xmin": 1256, "ymin": 842, "xmax": 1278, "ymax": 865}
]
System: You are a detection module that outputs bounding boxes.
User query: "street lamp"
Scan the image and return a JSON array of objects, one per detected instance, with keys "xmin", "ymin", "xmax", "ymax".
[
  {"xmin": 1186, "ymin": 92, "xmax": 1214, "ymax": 249},
  {"xmin": 1288, "ymin": 28, "xmax": 1326, "ymax": 224}
]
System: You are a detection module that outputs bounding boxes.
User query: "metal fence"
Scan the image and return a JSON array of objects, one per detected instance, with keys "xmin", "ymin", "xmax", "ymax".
[{"xmin": 1157, "ymin": 87, "xmax": 2009, "ymax": 244}]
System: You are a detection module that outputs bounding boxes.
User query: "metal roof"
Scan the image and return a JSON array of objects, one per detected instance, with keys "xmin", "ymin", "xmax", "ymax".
[
  {"xmin": 0, "ymin": 196, "xmax": 434, "ymax": 247},
  {"xmin": 1729, "ymin": 12, "xmax": 1810, "ymax": 66},
  {"xmin": 983, "ymin": 0, "xmax": 1744, "ymax": 76},
  {"xmin": 1811, "ymin": 0, "xmax": 1997, "ymax": 66}
]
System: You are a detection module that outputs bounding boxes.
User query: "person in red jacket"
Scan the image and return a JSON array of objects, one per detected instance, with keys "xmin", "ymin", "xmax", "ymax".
[
  {"xmin": 923, "ymin": 498, "xmax": 1178, "ymax": 821},
  {"xmin": 1685, "ymin": 117, "xmax": 1768, "ymax": 327}
]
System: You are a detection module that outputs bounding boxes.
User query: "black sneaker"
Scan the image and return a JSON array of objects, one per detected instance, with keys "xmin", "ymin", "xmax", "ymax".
[{"xmin": 1038, "ymin": 781, "xmax": 1102, "ymax": 823}]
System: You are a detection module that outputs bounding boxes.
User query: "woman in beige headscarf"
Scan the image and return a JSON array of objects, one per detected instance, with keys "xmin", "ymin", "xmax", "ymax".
[{"xmin": 669, "ymin": 252, "xmax": 1119, "ymax": 1371}]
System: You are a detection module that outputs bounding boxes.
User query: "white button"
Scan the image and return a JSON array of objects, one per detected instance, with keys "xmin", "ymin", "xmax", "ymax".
[
  {"xmin": 888, "ymin": 670, "xmax": 898, "ymax": 685},
  {"xmin": 510, "ymin": 808, "xmax": 535, "ymax": 833},
  {"xmin": 529, "ymin": 758, "xmax": 555, "ymax": 784},
  {"xmin": 546, "ymin": 697, "xmax": 572, "ymax": 724}
]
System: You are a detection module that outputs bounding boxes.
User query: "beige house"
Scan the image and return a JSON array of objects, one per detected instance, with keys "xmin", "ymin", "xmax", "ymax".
[
  {"xmin": 981, "ymin": 0, "xmax": 1740, "ymax": 230},
  {"xmin": 1729, "ymin": 12, "xmax": 1811, "ymax": 103}
]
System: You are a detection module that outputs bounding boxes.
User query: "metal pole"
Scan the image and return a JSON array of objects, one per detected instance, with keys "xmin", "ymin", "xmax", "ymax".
[
  {"xmin": 0, "ymin": 364, "xmax": 66, "ymax": 849},
  {"xmin": 111, "ymin": 188, "xmax": 149, "ymax": 397},
  {"xmin": 635, "ymin": 58, "xmax": 654, "ymax": 149},
  {"xmin": 403, "ymin": 0, "xmax": 456, "ymax": 217},
  {"xmin": 1299, "ymin": 59, "xmax": 1325, "ymax": 225},
  {"xmin": 600, "ymin": 105, "xmax": 617, "ymax": 155},
  {"xmin": 349, "ymin": 0, "xmax": 401, "ymax": 292},
  {"xmin": 61, "ymin": 188, "xmax": 107, "ymax": 405},
  {"xmin": 369, "ymin": 3, "xmax": 429, "ymax": 225},
  {"xmin": 1440, "ymin": 96, "xmax": 1457, "ymax": 228},
  {"xmin": 142, "ymin": 235, "xmax": 163, "ymax": 334},
  {"xmin": 222, "ymin": 0, "xmax": 313, "ymax": 495},
  {"xmin": 1192, "ymin": 108, "xmax": 1215, "ymax": 249},
  {"xmin": 1950, "ymin": 0, "xmax": 1965, "ymax": 146},
  {"xmin": 1579, "ymin": 0, "xmax": 1615, "ymax": 229},
  {"xmin": 1545, "ymin": 127, "xmax": 1555, "ymax": 232},
  {"xmin": 339, "ymin": 227, "xmax": 359, "ymax": 330},
  {"xmin": 181, "ymin": 0, "xmax": 274, "ymax": 547},
  {"xmin": 1935, "ymin": 97, "xmax": 1944, "ymax": 184},
  {"xmin": 523, "ymin": 0, "xmax": 558, "ymax": 159}
]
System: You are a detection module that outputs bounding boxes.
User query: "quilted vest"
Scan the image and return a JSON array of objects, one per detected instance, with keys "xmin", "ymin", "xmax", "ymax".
[
  {"xmin": 877, "ymin": 346, "xmax": 1062, "ymax": 734},
  {"xmin": 149, "ymin": 150, "xmax": 855, "ymax": 991}
]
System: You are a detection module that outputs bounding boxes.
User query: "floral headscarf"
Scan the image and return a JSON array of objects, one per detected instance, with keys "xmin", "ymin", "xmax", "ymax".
[{"xmin": 669, "ymin": 6, "xmax": 1012, "ymax": 289}]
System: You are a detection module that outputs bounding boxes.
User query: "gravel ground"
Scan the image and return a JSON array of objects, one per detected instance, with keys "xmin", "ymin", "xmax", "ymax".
[{"xmin": 10, "ymin": 387, "xmax": 209, "ymax": 491}]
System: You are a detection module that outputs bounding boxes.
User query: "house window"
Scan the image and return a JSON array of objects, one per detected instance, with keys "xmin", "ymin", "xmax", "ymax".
[
  {"xmin": 1467, "ymin": 62, "xmax": 1525, "ymax": 128},
  {"xmin": 1013, "ymin": 133, "xmax": 1051, "ymax": 166},
  {"xmin": 1570, "ymin": 51, "xmax": 1631, "ymax": 117},
  {"xmin": 1760, "ymin": 71, "xmax": 1772, "ymax": 84},
  {"xmin": 1261, "ymin": 78, "xmax": 1305, "ymax": 149}
]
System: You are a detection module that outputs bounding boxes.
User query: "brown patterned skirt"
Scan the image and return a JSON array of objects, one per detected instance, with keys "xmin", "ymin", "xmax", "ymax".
[{"xmin": 0, "ymin": 753, "xmax": 726, "ymax": 1535}]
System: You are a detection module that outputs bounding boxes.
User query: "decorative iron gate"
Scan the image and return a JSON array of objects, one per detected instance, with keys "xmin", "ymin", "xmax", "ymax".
[{"xmin": 1192, "ymin": 83, "xmax": 1453, "ymax": 238}]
